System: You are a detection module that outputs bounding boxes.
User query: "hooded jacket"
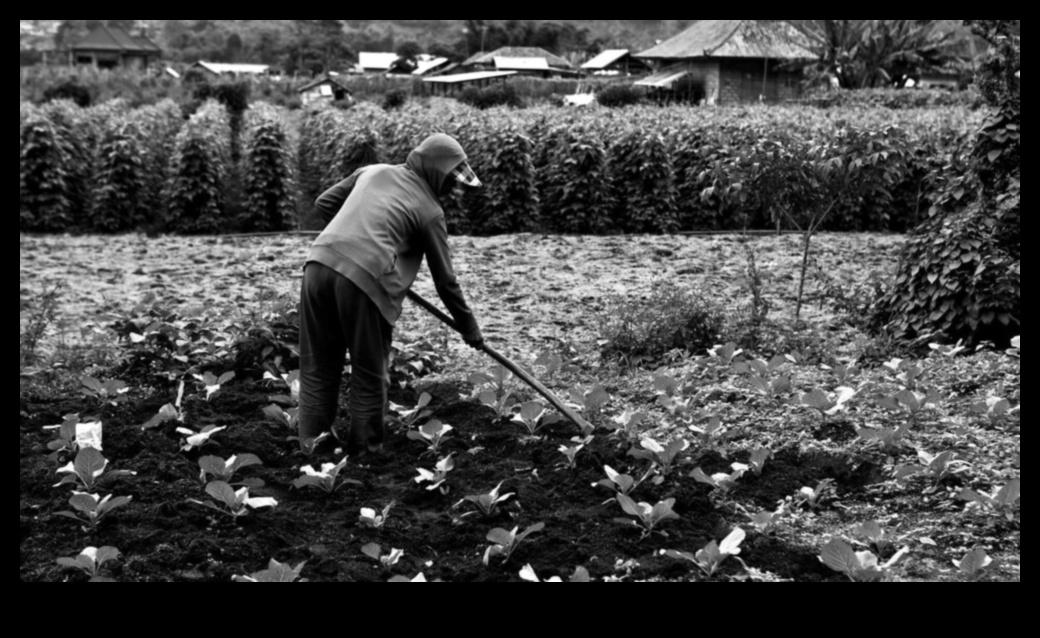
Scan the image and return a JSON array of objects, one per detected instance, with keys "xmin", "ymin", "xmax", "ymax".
[{"xmin": 306, "ymin": 134, "xmax": 480, "ymax": 339}]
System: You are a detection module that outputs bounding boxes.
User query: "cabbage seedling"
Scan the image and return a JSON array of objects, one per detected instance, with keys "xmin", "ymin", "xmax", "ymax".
[
  {"xmin": 177, "ymin": 425, "xmax": 227, "ymax": 452},
  {"xmin": 463, "ymin": 481, "xmax": 515, "ymax": 517},
  {"xmin": 690, "ymin": 464, "xmax": 748, "ymax": 494},
  {"xmin": 43, "ymin": 414, "xmax": 102, "ymax": 458},
  {"xmin": 361, "ymin": 543, "xmax": 404, "ymax": 569},
  {"xmin": 80, "ymin": 376, "xmax": 129, "ymax": 407},
  {"xmin": 292, "ymin": 458, "xmax": 360, "ymax": 494},
  {"xmin": 233, "ymin": 558, "xmax": 307, "ymax": 582},
  {"xmin": 55, "ymin": 492, "xmax": 132, "ymax": 529},
  {"xmin": 819, "ymin": 538, "xmax": 909, "ymax": 582},
  {"xmin": 388, "ymin": 573, "xmax": 427, "ymax": 582},
  {"xmin": 607, "ymin": 410, "xmax": 647, "ymax": 437},
  {"xmin": 390, "ymin": 392, "xmax": 432, "ymax": 427},
  {"xmin": 970, "ymin": 396, "xmax": 1017, "ymax": 423},
  {"xmin": 557, "ymin": 436, "xmax": 592, "ymax": 469},
  {"xmin": 192, "ymin": 371, "xmax": 235, "ymax": 401},
  {"xmin": 359, "ymin": 501, "xmax": 395, "ymax": 529},
  {"xmin": 263, "ymin": 370, "xmax": 300, "ymax": 405},
  {"xmin": 855, "ymin": 424, "xmax": 909, "ymax": 450},
  {"xmin": 519, "ymin": 564, "xmax": 590, "ymax": 582},
  {"xmin": 958, "ymin": 479, "xmax": 1020, "ymax": 521},
  {"xmin": 407, "ymin": 419, "xmax": 453, "ymax": 454},
  {"xmin": 483, "ymin": 522, "xmax": 545, "ymax": 565},
  {"xmin": 190, "ymin": 481, "xmax": 278, "ymax": 520},
  {"xmin": 142, "ymin": 381, "xmax": 186, "ymax": 430},
  {"xmin": 199, "ymin": 454, "xmax": 263, "ymax": 488},
  {"xmin": 893, "ymin": 450, "xmax": 971, "ymax": 489},
  {"xmin": 262, "ymin": 404, "xmax": 299, "ymax": 430},
  {"xmin": 799, "ymin": 387, "xmax": 857, "ymax": 419},
  {"xmin": 414, "ymin": 454, "xmax": 454, "ymax": 493},
  {"xmin": 56, "ymin": 546, "xmax": 120, "ymax": 582},
  {"xmin": 688, "ymin": 417, "xmax": 727, "ymax": 450},
  {"xmin": 614, "ymin": 495, "xmax": 679, "ymax": 539},
  {"xmin": 876, "ymin": 389, "xmax": 942, "ymax": 421},
  {"xmin": 664, "ymin": 527, "xmax": 746, "ymax": 577},
  {"xmin": 707, "ymin": 342, "xmax": 744, "ymax": 366},
  {"xmin": 512, "ymin": 401, "xmax": 554, "ymax": 435},
  {"xmin": 54, "ymin": 448, "xmax": 135, "ymax": 490},
  {"xmin": 629, "ymin": 436, "xmax": 689, "ymax": 482},
  {"xmin": 954, "ymin": 547, "xmax": 994, "ymax": 581},
  {"xmin": 567, "ymin": 385, "xmax": 610, "ymax": 421},
  {"xmin": 792, "ymin": 479, "xmax": 835, "ymax": 510},
  {"xmin": 748, "ymin": 447, "xmax": 772, "ymax": 476}
]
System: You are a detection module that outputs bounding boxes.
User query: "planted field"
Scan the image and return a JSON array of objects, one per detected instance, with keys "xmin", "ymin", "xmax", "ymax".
[{"xmin": 20, "ymin": 233, "xmax": 1020, "ymax": 582}]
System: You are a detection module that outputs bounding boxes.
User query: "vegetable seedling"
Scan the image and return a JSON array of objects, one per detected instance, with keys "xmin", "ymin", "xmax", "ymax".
[
  {"xmin": 263, "ymin": 369, "xmax": 300, "ymax": 405},
  {"xmin": 928, "ymin": 340, "xmax": 968, "ymax": 358},
  {"xmin": 80, "ymin": 376, "xmax": 129, "ymax": 407},
  {"xmin": 519, "ymin": 564, "xmax": 591, "ymax": 582},
  {"xmin": 970, "ymin": 396, "xmax": 1017, "ymax": 423},
  {"xmin": 819, "ymin": 538, "xmax": 909, "ymax": 582},
  {"xmin": 142, "ymin": 380, "xmax": 186, "ymax": 430},
  {"xmin": 43, "ymin": 414, "xmax": 102, "ymax": 458},
  {"xmin": 793, "ymin": 479, "xmax": 835, "ymax": 510},
  {"xmin": 746, "ymin": 502, "xmax": 786, "ymax": 533},
  {"xmin": 688, "ymin": 416, "xmax": 728, "ymax": 450},
  {"xmin": 292, "ymin": 458, "xmax": 360, "ymax": 494},
  {"xmin": 56, "ymin": 546, "xmax": 121, "ymax": 582},
  {"xmin": 483, "ymin": 522, "xmax": 545, "ymax": 565},
  {"xmin": 463, "ymin": 481, "xmax": 515, "ymax": 517},
  {"xmin": 54, "ymin": 448, "xmax": 135, "ymax": 491},
  {"xmin": 567, "ymin": 385, "xmax": 610, "ymax": 421},
  {"xmin": 954, "ymin": 547, "xmax": 994, "ymax": 581},
  {"xmin": 690, "ymin": 464, "xmax": 748, "ymax": 494},
  {"xmin": 958, "ymin": 479, "xmax": 1020, "ymax": 521},
  {"xmin": 799, "ymin": 387, "xmax": 857, "ymax": 419},
  {"xmin": 359, "ymin": 501, "xmax": 395, "ymax": 529},
  {"xmin": 233, "ymin": 558, "xmax": 307, "ymax": 582},
  {"xmin": 190, "ymin": 481, "xmax": 278, "ymax": 520},
  {"xmin": 557, "ymin": 435, "xmax": 592, "ymax": 469},
  {"xmin": 361, "ymin": 543, "xmax": 404, "ymax": 569},
  {"xmin": 653, "ymin": 374, "xmax": 694, "ymax": 417},
  {"xmin": 512, "ymin": 401, "xmax": 561, "ymax": 436},
  {"xmin": 856, "ymin": 423, "xmax": 909, "ymax": 451},
  {"xmin": 607, "ymin": 410, "xmax": 647, "ymax": 438},
  {"xmin": 199, "ymin": 454, "xmax": 263, "ymax": 487},
  {"xmin": 407, "ymin": 419, "xmax": 453, "ymax": 454},
  {"xmin": 893, "ymin": 450, "xmax": 971, "ymax": 489},
  {"xmin": 262, "ymin": 403, "xmax": 299, "ymax": 430},
  {"xmin": 707, "ymin": 342, "xmax": 744, "ymax": 367},
  {"xmin": 822, "ymin": 360, "xmax": 860, "ymax": 385},
  {"xmin": 593, "ymin": 465, "xmax": 650, "ymax": 501},
  {"xmin": 629, "ymin": 436, "xmax": 689, "ymax": 482},
  {"xmin": 390, "ymin": 392, "xmax": 432, "ymax": 427},
  {"xmin": 748, "ymin": 447, "xmax": 772, "ymax": 476},
  {"xmin": 664, "ymin": 527, "xmax": 746, "ymax": 577},
  {"xmin": 414, "ymin": 454, "xmax": 455, "ymax": 494},
  {"xmin": 876, "ymin": 389, "xmax": 942, "ymax": 421},
  {"xmin": 55, "ymin": 492, "xmax": 132, "ymax": 529},
  {"xmin": 614, "ymin": 495, "xmax": 679, "ymax": 539},
  {"xmin": 388, "ymin": 573, "xmax": 427, "ymax": 582},
  {"xmin": 192, "ymin": 370, "xmax": 235, "ymax": 401},
  {"xmin": 851, "ymin": 521, "xmax": 895, "ymax": 556},
  {"xmin": 177, "ymin": 425, "xmax": 227, "ymax": 452}
]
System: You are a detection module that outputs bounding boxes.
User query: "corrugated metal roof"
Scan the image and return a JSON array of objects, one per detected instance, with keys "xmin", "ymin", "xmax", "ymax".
[
  {"xmin": 463, "ymin": 46, "xmax": 574, "ymax": 69},
  {"xmin": 412, "ymin": 57, "xmax": 449, "ymax": 75},
  {"xmin": 423, "ymin": 70, "xmax": 518, "ymax": 84},
  {"xmin": 359, "ymin": 52, "xmax": 399, "ymax": 70},
  {"xmin": 494, "ymin": 56, "xmax": 550, "ymax": 71},
  {"xmin": 582, "ymin": 49, "xmax": 629, "ymax": 70},
  {"xmin": 195, "ymin": 61, "xmax": 270, "ymax": 75},
  {"xmin": 636, "ymin": 20, "xmax": 814, "ymax": 60},
  {"xmin": 71, "ymin": 25, "xmax": 161, "ymax": 53},
  {"xmin": 634, "ymin": 65, "xmax": 690, "ymax": 88},
  {"xmin": 297, "ymin": 73, "xmax": 352, "ymax": 93}
]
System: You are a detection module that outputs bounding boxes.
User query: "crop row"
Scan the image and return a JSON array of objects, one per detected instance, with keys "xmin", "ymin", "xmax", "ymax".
[{"xmin": 21, "ymin": 99, "xmax": 981, "ymax": 235}]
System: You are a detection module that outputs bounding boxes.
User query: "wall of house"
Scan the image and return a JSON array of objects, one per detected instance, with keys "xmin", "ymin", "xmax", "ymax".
[
  {"xmin": 718, "ymin": 59, "xmax": 802, "ymax": 104},
  {"xmin": 682, "ymin": 60, "xmax": 721, "ymax": 104}
]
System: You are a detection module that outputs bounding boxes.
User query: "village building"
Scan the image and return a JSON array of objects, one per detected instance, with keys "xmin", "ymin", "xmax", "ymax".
[
  {"xmin": 297, "ymin": 73, "xmax": 354, "ymax": 106},
  {"xmin": 68, "ymin": 24, "xmax": 162, "ymax": 70},
  {"xmin": 634, "ymin": 20, "xmax": 814, "ymax": 104},
  {"xmin": 358, "ymin": 52, "xmax": 400, "ymax": 73},
  {"xmin": 190, "ymin": 61, "xmax": 271, "ymax": 78},
  {"xmin": 460, "ymin": 46, "xmax": 578, "ymax": 78},
  {"xmin": 581, "ymin": 49, "xmax": 651, "ymax": 76}
]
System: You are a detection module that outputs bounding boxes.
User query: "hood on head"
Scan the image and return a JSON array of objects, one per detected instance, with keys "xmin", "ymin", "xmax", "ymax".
[{"xmin": 406, "ymin": 133, "xmax": 467, "ymax": 195}]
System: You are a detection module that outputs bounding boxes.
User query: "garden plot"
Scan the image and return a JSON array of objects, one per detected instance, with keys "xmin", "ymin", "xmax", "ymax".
[{"xmin": 20, "ymin": 233, "xmax": 1020, "ymax": 581}]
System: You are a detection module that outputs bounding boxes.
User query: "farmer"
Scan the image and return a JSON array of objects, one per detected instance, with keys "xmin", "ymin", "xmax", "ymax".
[{"xmin": 298, "ymin": 133, "xmax": 484, "ymax": 455}]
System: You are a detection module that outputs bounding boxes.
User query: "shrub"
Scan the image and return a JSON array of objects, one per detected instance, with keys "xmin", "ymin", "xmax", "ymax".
[
  {"xmin": 383, "ymin": 88, "xmax": 408, "ymax": 110},
  {"xmin": 464, "ymin": 125, "xmax": 540, "ymax": 234},
  {"xmin": 458, "ymin": 83, "xmax": 524, "ymax": 109},
  {"xmin": 241, "ymin": 105, "xmax": 297, "ymax": 232},
  {"xmin": 599, "ymin": 282, "xmax": 725, "ymax": 364},
  {"xmin": 164, "ymin": 101, "xmax": 232, "ymax": 234},
  {"xmin": 91, "ymin": 117, "xmax": 149, "ymax": 232},
  {"xmin": 20, "ymin": 113, "xmax": 75, "ymax": 232},
  {"xmin": 597, "ymin": 83, "xmax": 643, "ymax": 108},
  {"xmin": 42, "ymin": 79, "xmax": 93, "ymax": 108},
  {"xmin": 127, "ymin": 100, "xmax": 184, "ymax": 230},
  {"xmin": 538, "ymin": 126, "xmax": 614, "ymax": 233},
  {"xmin": 608, "ymin": 127, "xmax": 679, "ymax": 233}
]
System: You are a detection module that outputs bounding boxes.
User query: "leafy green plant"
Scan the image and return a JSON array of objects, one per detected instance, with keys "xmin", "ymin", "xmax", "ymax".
[
  {"xmin": 19, "ymin": 111, "xmax": 81, "ymax": 232},
  {"xmin": 232, "ymin": 558, "xmax": 307, "ymax": 582},
  {"xmin": 792, "ymin": 479, "xmax": 836, "ymax": 510},
  {"xmin": 819, "ymin": 538, "xmax": 909, "ymax": 582},
  {"xmin": 262, "ymin": 403, "xmax": 299, "ymax": 431},
  {"xmin": 483, "ymin": 522, "xmax": 545, "ymax": 565},
  {"xmin": 54, "ymin": 448, "xmax": 135, "ymax": 491},
  {"xmin": 856, "ymin": 423, "xmax": 910, "ymax": 451},
  {"xmin": 56, "ymin": 546, "xmax": 121, "ymax": 582},
  {"xmin": 746, "ymin": 502, "xmax": 787, "ymax": 533},
  {"xmin": 614, "ymin": 495, "xmax": 680, "ymax": 539},
  {"xmin": 142, "ymin": 380, "xmax": 186, "ymax": 430},
  {"xmin": 407, "ymin": 419, "xmax": 453, "ymax": 454},
  {"xmin": 177, "ymin": 425, "xmax": 227, "ymax": 452},
  {"xmin": 954, "ymin": 547, "xmax": 995, "ymax": 581},
  {"xmin": 164, "ymin": 101, "xmax": 232, "ymax": 234},
  {"xmin": 567, "ymin": 385, "xmax": 610, "ymax": 422},
  {"xmin": 607, "ymin": 410, "xmax": 648, "ymax": 438},
  {"xmin": 42, "ymin": 414, "xmax": 102, "ymax": 459},
  {"xmin": 748, "ymin": 447, "xmax": 772, "ymax": 476},
  {"xmin": 198, "ymin": 454, "xmax": 264, "ymax": 488},
  {"xmin": 664, "ymin": 527, "xmax": 746, "ymax": 577},
  {"xmin": 687, "ymin": 416, "xmax": 729, "ymax": 450},
  {"xmin": 359, "ymin": 502, "xmax": 395, "ymax": 529},
  {"xmin": 470, "ymin": 366, "xmax": 517, "ymax": 417},
  {"xmin": 389, "ymin": 392, "xmax": 432, "ymax": 427},
  {"xmin": 970, "ymin": 396, "xmax": 1017, "ymax": 423},
  {"xmin": 537, "ymin": 126, "xmax": 613, "ymax": 233},
  {"xmin": 519, "ymin": 564, "xmax": 591, "ymax": 582},
  {"xmin": 361, "ymin": 543, "xmax": 404, "ymax": 569},
  {"xmin": 292, "ymin": 458, "xmax": 360, "ymax": 494},
  {"xmin": 463, "ymin": 482, "xmax": 515, "ymax": 518},
  {"xmin": 876, "ymin": 388, "xmax": 942, "ymax": 421},
  {"xmin": 850, "ymin": 521, "xmax": 896, "ymax": 556},
  {"xmin": 958, "ymin": 479, "xmax": 1020, "ymax": 521},
  {"xmin": 90, "ymin": 117, "xmax": 150, "ymax": 232},
  {"xmin": 388, "ymin": 573, "xmax": 428, "ymax": 582},
  {"xmin": 558, "ymin": 436, "xmax": 592, "ymax": 469},
  {"xmin": 629, "ymin": 437, "xmax": 689, "ymax": 482},
  {"xmin": 690, "ymin": 464, "xmax": 747, "ymax": 495},
  {"xmin": 414, "ymin": 454, "xmax": 455, "ymax": 494},
  {"xmin": 608, "ymin": 126, "xmax": 679, "ymax": 233},
  {"xmin": 55, "ymin": 492, "xmax": 132, "ymax": 529},
  {"xmin": 192, "ymin": 371, "xmax": 235, "ymax": 402},
  {"xmin": 893, "ymin": 450, "xmax": 971, "ymax": 489},
  {"xmin": 190, "ymin": 481, "xmax": 278, "ymax": 520},
  {"xmin": 80, "ymin": 376, "xmax": 129, "ymax": 406},
  {"xmin": 463, "ymin": 125, "xmax": 540, "ymax": 234},
  {"xmin": 593, "ymin": 465, "xmax": 650, "ymax": 501},
  {"xmin": 799, "ymin": 386, "xmax": 857, "ymax": 419},
  {"xmin": 241, "ymin": 105, "xmax": 296, "ymax": 232}
]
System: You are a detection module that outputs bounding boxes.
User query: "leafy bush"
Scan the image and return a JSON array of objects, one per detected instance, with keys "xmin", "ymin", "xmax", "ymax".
[
  {"xmin": 164, "ymin": 101, "xmax": 232, "ymax": 234},
  {"xmin": 458, "ymin": 84, "xmax": 524, "ymax": 109},
  {"xmin": 463, "ymin": 126, "xmax": 540, "ymax": 234},
  {"xmin": 383, "ymin": 88, "xmax": 408, "ymax": 110},
  {"xmin": 597, "ymin": 84, "xmax": 643, "ymax": 108},
  {"xmin": 241, "ymin": 105, "xmax": 297, "ymax": 232},
  {"xmin": 599, "ymin": 282, "xmax": 725, "ymax": 364},
  {"xmin": 42, "ymin": 79, "xmax": 93, "ymax": 108},
  {"xmin": 91, "ymin": 117, "xmax": 149, "ymax": 232},
  {"xmin": 538, "ymin": 126, "xmax": 614, "ymax": 233},
  {"xmin": 608, "ymin": 127, "xmax": 679, "ymax": 233},
  {"xmin": 20, "ymin": 113, "xmax": 76, "ymax": 232}
]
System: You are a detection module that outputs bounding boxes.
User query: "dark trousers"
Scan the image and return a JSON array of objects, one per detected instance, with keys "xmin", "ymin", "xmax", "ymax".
[{"xmin": 298, "ymin": 262, "xmax": 391, "ymax": 449}]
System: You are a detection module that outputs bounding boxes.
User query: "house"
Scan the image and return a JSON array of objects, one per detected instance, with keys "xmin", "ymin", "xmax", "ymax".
[
  {"xmin": 581, "ymin": 49, "xmax": 651, "ymax": 76},
  {"xmin": 913, "ymin": 20, "xmax": 987, "ymax": 90},
  {"xmin": 422, "ymin": 70, "xmax": 518, "ymax": 96},
  {"xmin": 68, "ymin": 24, "xmax": 162, "ymax": 70},
  {"xmin": 297, "ymin": 73, "xmax": 354, "ymax": 106},
  {"xmin": 190, "ymin": 61, "xmax": 271, "ymax": 77},
  {"xmin": 412, "ymin": 55, "xmax": 450, "ymax": 76},
  {"xmin": 461, "ymin": 46, "xmax": 577, "ymax": 77},
  {"xmin": 358, "ymin": 52, "xmax": 399, "ymax": 73},
  {"xmin": 634, "ymin": 20, "xmax": 814, "ymax": 104}
]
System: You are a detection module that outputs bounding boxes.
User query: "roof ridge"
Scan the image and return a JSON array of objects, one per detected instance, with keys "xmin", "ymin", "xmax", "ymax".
[{"xmin": 703, "ymin": 20, "xmax": 744, "ymax": 56}]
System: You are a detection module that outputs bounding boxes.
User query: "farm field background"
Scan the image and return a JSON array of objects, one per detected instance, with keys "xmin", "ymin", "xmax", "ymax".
[{"xmin": 19, "ymin": 232, "xmax": 1020, "ymax": 582}]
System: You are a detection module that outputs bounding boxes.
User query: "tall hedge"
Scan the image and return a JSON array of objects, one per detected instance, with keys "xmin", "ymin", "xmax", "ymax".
[
  {"xmin": 20, "ymin": 112, "xmax": 75, "ymax": 232},
  {"xmin": 164, "ymin": 101, "xmax": 232, "ymax": 234},
  {"xmin": 128, "ymin": 100, "xmax": 184, "ymax": 227},
  {"xmin": 91, "ymin": 117, "xmax": 149, "ymax": 231},
  {"xmin": 538, "ymin": 126, "xmax": 614, "ymax": 233},
  {"xmin": 241, "ymin": 105, "xmax": 297, "ymax": 232},
  {"xmin": 461, "ymin": 124, "xmax": 540, "ymax": 234},
  {"xmin": 608, "ymin": 127, "xmax": 679, "ymax": 233}
]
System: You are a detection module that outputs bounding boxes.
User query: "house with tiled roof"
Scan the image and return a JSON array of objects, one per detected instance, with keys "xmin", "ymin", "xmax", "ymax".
[
  {"xmin": 68, "ymin": 24, "xmax": 161, "ymax": 70},
  {"xmin": 635, "ymin": 20, "xmax": 813, "ymax": 104}
]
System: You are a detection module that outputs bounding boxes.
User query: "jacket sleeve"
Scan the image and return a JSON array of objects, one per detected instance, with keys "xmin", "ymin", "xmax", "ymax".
[
  {"xmin": 421, "ymin": 215, "xmax": 481, "ymax": 340},
  {"xmin": 314, "ymin": 169, "xmax": 362, "ymax": 226}
]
